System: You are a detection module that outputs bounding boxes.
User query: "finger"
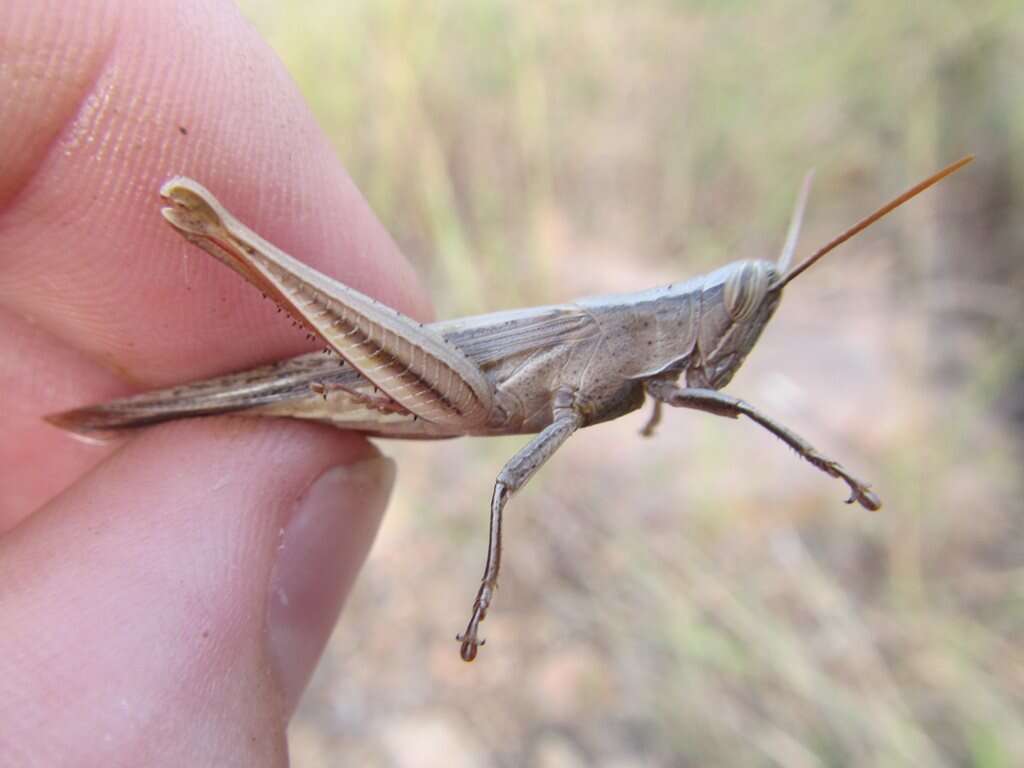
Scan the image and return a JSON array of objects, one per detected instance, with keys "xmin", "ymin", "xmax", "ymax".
[
  {"xmin": 1, "ymin": 0, "xmax": 432, "ymax": 518},
  {"xmin": 0, "ymin": 418, "xmax": 393, "ymax": 764},
  {"xmin": 0, "ymin": 0, "xmax": 431, "ymax": 385},
  {"xmin": 0, "ymin": 306, "xmax": 120, "ymax": 521}
]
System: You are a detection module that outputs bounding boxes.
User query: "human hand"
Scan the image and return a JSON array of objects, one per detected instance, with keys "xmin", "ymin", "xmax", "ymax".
[{"xmin": 0, "ymin": 1, "xmax": 429, "ymax": 762}]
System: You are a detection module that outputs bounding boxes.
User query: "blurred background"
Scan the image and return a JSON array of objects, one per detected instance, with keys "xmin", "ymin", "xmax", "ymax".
[{"xmin": 238, "ymin": 2, "xmax": 1023, "ymax": 765}]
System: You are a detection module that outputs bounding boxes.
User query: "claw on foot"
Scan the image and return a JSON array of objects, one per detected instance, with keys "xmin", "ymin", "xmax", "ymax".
[
  {"xmin": 846, "ymin": 483, "xmax": 882, "ymax": 511},
  {"xmin": 457, "ymin": 633, "xmax": 484, "ymax": 662},
  {"xmin": 456, "ymin": 583, "xmax": 495, "ymax": 662},
  {"xmin": 814, "ymin": 456, "xmax": 882, "ymax": 512},
  {"xmin": 457, "ymin": 611, "xmax": 486, "ymax": 662},
  {"xmin": 832, "ymin": 465, "xmax": 882, "ymax": 511}
]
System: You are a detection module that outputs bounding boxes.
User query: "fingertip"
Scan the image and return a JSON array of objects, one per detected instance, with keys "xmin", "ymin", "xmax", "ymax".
[
  {"xmin": 1, "ymin": 0, "xmax": 432, "ymax": 382},
  {"xmin": 0, "ymin": 417, "xmax": 383, "ymax": 761}
]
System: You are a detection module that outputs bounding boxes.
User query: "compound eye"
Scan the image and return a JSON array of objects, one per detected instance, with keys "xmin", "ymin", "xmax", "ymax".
[{"xmin": 724, "ymin": 262, "xmax": 769, "ymax": 322}]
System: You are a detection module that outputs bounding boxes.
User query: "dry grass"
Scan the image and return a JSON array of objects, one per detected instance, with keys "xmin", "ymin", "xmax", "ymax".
[{"xmin": 239, "ymin": 2, "xmax": 1024, "ymax": 765}]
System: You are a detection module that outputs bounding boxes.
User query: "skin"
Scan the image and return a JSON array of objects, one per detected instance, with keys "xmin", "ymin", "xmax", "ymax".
[{"xmin": 0, "ymin": 0, "xmax": 429, "ymax": 762}]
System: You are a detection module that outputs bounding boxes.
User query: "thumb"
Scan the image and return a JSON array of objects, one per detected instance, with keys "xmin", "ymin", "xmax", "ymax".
[{"xmin": 0, "ymin": 419, "xmax": 393, "ymax": 766}]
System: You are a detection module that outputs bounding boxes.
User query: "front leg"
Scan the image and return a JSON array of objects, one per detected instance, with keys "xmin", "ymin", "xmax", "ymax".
[
  {"xmin": 639, "ymin": 398, "xmax": 663, "ymax": 438},
  {"xmin": 457, "ymin": 390, "xmax": 584, "ymax": 661},
  {"xmin": 645, "ymin": 380, "xmax": 881, "ymax": 511}
]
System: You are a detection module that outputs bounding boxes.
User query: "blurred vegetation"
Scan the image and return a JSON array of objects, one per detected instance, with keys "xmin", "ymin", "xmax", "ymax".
[{"xmin": 239, "ymin": 1, "xmax": 1023, "ymax": 765}]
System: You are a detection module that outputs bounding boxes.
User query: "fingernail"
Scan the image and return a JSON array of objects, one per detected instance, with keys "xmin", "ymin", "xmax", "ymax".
[{"xmin": 267, "ymin": 456, "xmax": 395, "ymax": 716}]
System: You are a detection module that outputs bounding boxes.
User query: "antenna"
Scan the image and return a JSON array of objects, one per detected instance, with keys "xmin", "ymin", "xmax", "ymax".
[
  {"xmin": 777, "ymin": 169, "xmax": 816, "ymax": 274},
  {"xmin": 780, "ymin": 155, "xmax": 974, "ymax": 288}
]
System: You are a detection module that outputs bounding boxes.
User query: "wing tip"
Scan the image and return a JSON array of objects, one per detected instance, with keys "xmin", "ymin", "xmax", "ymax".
[{"xmin": 45, "ymin": 405, "xmax": 120, "ymax": 433}]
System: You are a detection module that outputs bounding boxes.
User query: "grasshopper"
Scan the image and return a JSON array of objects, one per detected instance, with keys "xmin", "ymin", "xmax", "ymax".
[{"xmin": 49, "ymin": 156, "xmax": 973, "ymax": 661}]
